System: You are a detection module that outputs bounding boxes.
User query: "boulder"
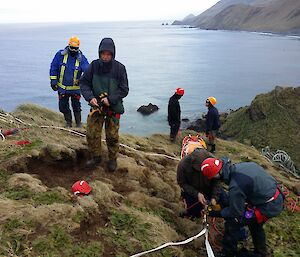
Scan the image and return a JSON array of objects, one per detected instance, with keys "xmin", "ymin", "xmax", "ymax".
[{"xmin": 137, "ymin": 103, "xmax": 159, "ymax": 115}]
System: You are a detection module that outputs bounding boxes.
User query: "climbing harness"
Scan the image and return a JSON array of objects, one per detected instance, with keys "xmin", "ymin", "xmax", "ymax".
[{"xmin": 262, "ymin": 146, "xmax": 299, "ymax": 178}]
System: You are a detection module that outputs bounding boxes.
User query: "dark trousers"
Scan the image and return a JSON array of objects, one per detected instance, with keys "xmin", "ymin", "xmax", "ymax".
[
  {"xmin": 181, "ymin": 192, "xmax": 204, "ymax": 218},
  {"xmin": 223, "ymin": 218, "xmax": 266, "ymax": 257},
  {"xmin": 58, "ymin": 94, "xmax": 81, "ymax": 114},
  {"xmin": 169, "ymin": 123, "xmax": 180, "ymax": 141}
]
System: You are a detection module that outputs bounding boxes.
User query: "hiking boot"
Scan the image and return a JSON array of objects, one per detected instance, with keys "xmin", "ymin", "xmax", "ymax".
[
  {"xmin": 108, "ymin": 159, "xmax": 117, "ymax": 172},
  {"xmin": 74, "ymin": 111, "xmax": 82, "ymax": 128},
  {"xmin": 63, "ymin": 112, "xmax": 72, "ymax": 128},
  {"xmin": 85, "ymin": 156, "xmax": 102, "ymax": 169}
]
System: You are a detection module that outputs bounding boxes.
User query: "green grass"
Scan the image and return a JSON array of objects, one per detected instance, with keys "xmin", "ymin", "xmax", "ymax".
[
  {"xmin": 0, "ymin": 139, "xmax": 43, "ymax": 161},
  {"xmin": 33, "ymin": 191, "xmax": 68, "ymax": 205},
  {"xmin": 137, "ymin": 207, "xmax": 174, "ymax": 225},
  {"xmin": 3, "ymin": 186, "xmax": 71, "ymax": 206},
  {"xmin": 98, "ymin": 211, "xmax": 152, "ymax": 255},
  {"xmin": 33, "ymin": 227, "xmax": 103, "ymax": 257},
  {"xmin": 72, "ymin": 211, "xmax": 87, "ymax": 223},
  {"xmin": 265, "ymin": 210, "xmax": 300, "ymax": 257},
  {"xmin": 4, "ymin": 187, "xmax": 33, "ymax": 200},
  {"xmin": 0, "ymin": 170, "xmax": 8, "ymax": 192}
]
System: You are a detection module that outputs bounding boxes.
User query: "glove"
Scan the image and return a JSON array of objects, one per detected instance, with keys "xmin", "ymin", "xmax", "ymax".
[
  {"xmin": 207, "ymin": 208, "xmax": 222, "ymax": 217},
  {"xmin": 51, "ymin": 84, "xmax": 58, "ymax": 91}
]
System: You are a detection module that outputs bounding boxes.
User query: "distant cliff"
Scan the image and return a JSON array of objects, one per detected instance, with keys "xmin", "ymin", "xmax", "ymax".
[{"xmin": 173, "ymin": 0, "xmax": 300, "ymax": 35}]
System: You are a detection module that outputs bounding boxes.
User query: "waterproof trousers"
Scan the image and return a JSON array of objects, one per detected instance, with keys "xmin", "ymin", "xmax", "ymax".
[
  {"xmin": 86, "ymin": 111, "xmax": 120, "ymax": 160},
  {"xmin": 169, "ymin": 123, "xmax": 180, "ymax": 142},
  {"xmin": 58, "ymin": 94, "xmax": 81, "ymax": 114},
  {"xmin": 222, "ymin": 218, "xmax": 266, "ymax": 257}
]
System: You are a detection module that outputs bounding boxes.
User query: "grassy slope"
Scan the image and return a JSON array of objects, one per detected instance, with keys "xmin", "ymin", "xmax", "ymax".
[
  {"xmin": 0, "ymin": 104, "xmax": 299, "ymax": 257},
  {"xmin": 221, "ymin": 86, "xmax": 300, "ymax": 167}
]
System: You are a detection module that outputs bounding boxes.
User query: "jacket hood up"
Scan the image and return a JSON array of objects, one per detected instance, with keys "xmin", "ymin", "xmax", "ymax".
[{"xmin": 98, "ymin": 38, "xmax": 116, "ymax": 59}]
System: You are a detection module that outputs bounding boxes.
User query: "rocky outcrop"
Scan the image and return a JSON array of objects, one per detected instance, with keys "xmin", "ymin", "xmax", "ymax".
[{"xmin": 137, "ymin": 103, "xmax": 159, "ymax": 115}]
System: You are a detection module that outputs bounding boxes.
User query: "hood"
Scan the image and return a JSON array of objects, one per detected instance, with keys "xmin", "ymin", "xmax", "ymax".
[
  {"xmin": 98, "ymin": 38, "xmax": 115, "ymax": 59},
  {"xmin": 220, "ymin": 157, "xmax": 233, "ymax": 184},
  {"xmin": 190, "ymin": 148, "xmax": 213, "ymax": 172}
]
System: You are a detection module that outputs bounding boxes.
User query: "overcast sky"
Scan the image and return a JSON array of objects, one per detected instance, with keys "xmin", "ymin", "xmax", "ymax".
[{"xmin": 0, "ymin": 0, "xmax": 219, "ymax": 23}]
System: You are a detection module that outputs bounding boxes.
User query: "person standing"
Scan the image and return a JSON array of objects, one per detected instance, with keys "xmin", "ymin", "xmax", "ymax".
[
  {"xmin": 168, "ymin": 88, "xmax": 184, "ymax": 142},
  {"xmin": 201, "ymin": 158, "xmax": 284, "ymax": 257},
  {"xmin": 80, "ymin": 38, "xmax": 129, "ymax": 172},
  {"xmin": 205, "ymin": 96, "xmax": 220, "ymax": 153},
  {"xmin": 50, "ymin": 36, "xmax": 89, "ymax": 127}
]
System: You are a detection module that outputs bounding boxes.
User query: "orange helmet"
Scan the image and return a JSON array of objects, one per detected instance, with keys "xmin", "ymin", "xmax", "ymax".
[
  {"xmin": 201, "ymin": 158, "xmax": 223, "ymax": 180},
  {"xmin": 68, "ymin": 36, "xmax": 80, "ymax": 47},
  {"xmin": 176, "ymin": 88, "xmax": 184, "ymax": 96},
  {"xmin": 206, "ymin": 97, "xmax": 217, "ymax": 106},
  {"xmin": 71, "ymin": 180, "xmax": 92, "ymax": 196}
]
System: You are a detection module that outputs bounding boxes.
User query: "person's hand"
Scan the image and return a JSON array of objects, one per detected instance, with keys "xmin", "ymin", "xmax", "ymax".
[
  {"xmin": 198, "ymin": 193, "xmax": 206, "ymax": 205},
  {"xmin": 90, "ymin": 98, "xmax": 99, "ymax": 107},
  {"xmin": 207, "ymin": 209, "xmax": 222, "ymax": 217},
  {"xmin": 101, "ymin": 97, "xmax": 110, "ymax": 106},
  {"xmin": 211, "ymin": 198, "xmax": 217, "ymax": 206},
  {"xmin": 51, "ymin": 84, "xmax": 58, "ymax": 91}
]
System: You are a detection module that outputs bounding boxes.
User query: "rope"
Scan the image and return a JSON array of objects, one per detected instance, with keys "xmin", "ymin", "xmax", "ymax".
[
  {"xmin": 130, "ymin": 227, "xmax": 213, "ymax": 257},
  {"xmin": 0, "ymin": 112, "xmax": 181, "ymax": 161},
  {"xmin": 279, "ymin": 185, "xmax": 300, "ymax": 212},
  {"xmin": 0, "ymin": 132, "xmax": 5, "ymax": 142},
  {"xmin": 261, "ymin": 146, "xmax": 300, "ymax": 178}
]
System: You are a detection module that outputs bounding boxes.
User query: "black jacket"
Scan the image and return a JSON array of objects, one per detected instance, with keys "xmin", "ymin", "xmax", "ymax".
[
  {"xmin": 206, "ymin": 106, "xmax": 220, "ymax": 133},
  {"xmin": 220, "ymin": 158, "xmax": 284, "ymax": 219},
  {"xmin": 168, "ymin": 94, "xmax": 181, "ymax": 125},
  {"xmin": 79, "ymin": 38, "xmax": 129, "ymax": 105},
  {"xmin": 177, "ymin": 148, "xmax": 219, "ymax": 199}
]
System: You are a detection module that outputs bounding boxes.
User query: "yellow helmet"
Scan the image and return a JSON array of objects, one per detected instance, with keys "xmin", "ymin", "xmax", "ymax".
[
  {"xmin": 207, "ymin": 96, "xmax": 217, "ymax": 106},
  {"xmin": 68, "ymin": 36, "xmax": 80, "ymax": 47}
]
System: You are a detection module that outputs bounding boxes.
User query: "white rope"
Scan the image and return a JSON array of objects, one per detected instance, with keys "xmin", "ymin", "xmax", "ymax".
[
  {"xmin": 205, "ymin": 225, "xmax": 216, "ymax": 257},
  {"xmin": 130, "ymin": 228, "xmax": 207, "ymax": 257},
  {"xmin": 120, "ymin": 143, "xmax": 181, "ymax": 161},
  {"xmin": 40, "ymin": 125, "xmax": 86, "ymax": 137},
  {"xmin": 0, "ymin": 111, "xmax": 181, "ymax": 161},
  {"xmin": 0, "ymin": 132, "xmax": 5, "ymax": 142}
]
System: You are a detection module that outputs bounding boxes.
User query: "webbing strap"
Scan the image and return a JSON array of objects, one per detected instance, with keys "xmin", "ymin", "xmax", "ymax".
[
  {"xmin": 73, "ymin": 59, "xmax": 80, "ymax": 86},
  {"xmin": 59, "ymin": 54, "xmax": 68, "ymax": 86},
  {"xmin": 57, "ymin": 54, "xmax": 80, "ymax": 90}
]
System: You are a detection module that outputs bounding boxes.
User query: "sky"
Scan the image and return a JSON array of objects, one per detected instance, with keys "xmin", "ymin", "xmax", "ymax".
[{"xmin": 0, "ymin": 0, "xmax": 219, "ymax": 23}]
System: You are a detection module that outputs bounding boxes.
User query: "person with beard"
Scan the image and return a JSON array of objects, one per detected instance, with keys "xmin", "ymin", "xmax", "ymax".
[
  {"xmin": 80, "ymin": 38, "xmax": 129, "ymax": 172},
  {"xmin": 168, "ymin": 88, "xmax": 184, "ymax": 142},
  {"xmin": 50, "ymin": 36, "xmax": 89, "ymax": 127}
]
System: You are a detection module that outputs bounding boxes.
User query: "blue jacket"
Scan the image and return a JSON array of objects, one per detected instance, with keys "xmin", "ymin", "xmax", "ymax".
[
  {"xmin": 205, "ymin": 106, "xmax": 220, "ymax": 133},
  {"xmin": 220, "ymin": 158, "xmax": 284, "ymax": 219},
  {"xmin": 50, "ymin": 47, "xmax": 89, "ymax": 95}
]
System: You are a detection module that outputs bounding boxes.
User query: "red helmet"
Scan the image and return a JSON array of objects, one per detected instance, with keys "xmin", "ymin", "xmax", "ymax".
[
  {"xmin": 71, "ymin": 180, "xmax": 92, "ymax": 196},
  {"xmin": 176, "ymin": 88, "xmax": 184, "ymax": 96},
  {"xmin": 201, "ymin": 158, "xmax": 223, "ymax": 180}
]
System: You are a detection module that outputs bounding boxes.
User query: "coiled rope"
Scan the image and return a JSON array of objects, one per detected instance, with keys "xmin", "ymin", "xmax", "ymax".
[{"xmin": 262, "ymin": 146, "xmax": 299, "ymax": 178}]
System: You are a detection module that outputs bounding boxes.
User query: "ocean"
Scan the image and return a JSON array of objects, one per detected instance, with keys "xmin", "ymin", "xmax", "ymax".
[{"xmin": 0, "ymin": 21, "xmax": 299, "ymax": 135}]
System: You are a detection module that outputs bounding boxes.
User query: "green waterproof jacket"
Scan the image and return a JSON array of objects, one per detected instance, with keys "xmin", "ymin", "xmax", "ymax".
[{"xmin": 79, "ymin": 38, "xmax": 129, "ymax": 114}]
